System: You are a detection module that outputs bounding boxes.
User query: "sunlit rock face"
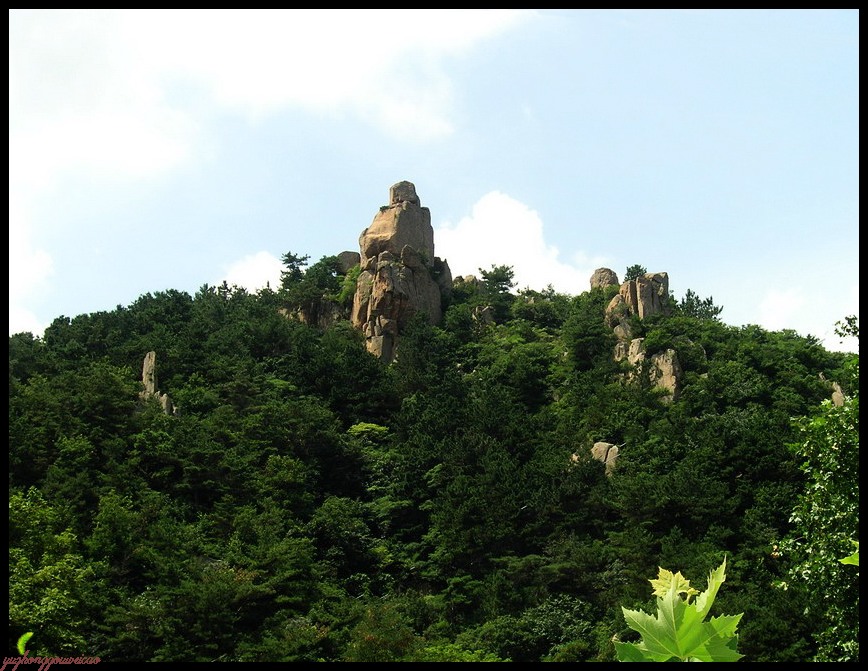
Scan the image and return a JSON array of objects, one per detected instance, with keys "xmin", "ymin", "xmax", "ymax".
[
  {"xmin": 591, "ymin": 441, "xmax": 620, "ymax": 476},
  {"xmin": 140, "ymin": 350, "xmax": 174, "ymax": 414},
  {"xmin": 590, "ymin": 267, "xmax": 620, "ymax": 290},
  {"xmin": 613, "ymin": 337, "xmax": 683, "ymax": 403},
  {"xmin": 352, "ymin": 181, "xmax": 451, "ymax": 362},
  {"xmin": 605, "ymin": 271, "xmax": 672, "ymax": 338}
]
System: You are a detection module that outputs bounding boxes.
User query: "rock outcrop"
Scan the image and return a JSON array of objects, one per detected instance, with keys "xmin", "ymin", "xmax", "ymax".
[
  {"xmin": 590, "ymin": 267, "xmax": 620, "ymax": 290},
  {"xmin": 597, "ymin": 269, "xmax": 682, "ymax": 399},
  {"xmin": 140, "ymin": 351, "xmax": 174, "ymax": 414},
  {"xmin": 613, "ymin": 337, "xmax": 682, "ymax": 402},
  {"xmin": 831, "ymin": 381, "xmax": 845, "ymax": 407},
  {"xmin": 590, "ymin": 441, "xmax": 620, "ymax": 475},
  {"xmin": 352, "ymin": 181, "xmax": 452, "ymax": 362},
  {"xmin": 284, "ymin": 302, "xmax": 348, "ymax": 330},
  {"xmin": 605, "ymin": 271, "xmax": 672, "ymax": 341},
  {"xmin": 337, "ymin": 251, "xmax": 361, "ymax": 274},
  {"xmin": 819, "ymin": 372, "xmax": 846, "ymax": 407}
]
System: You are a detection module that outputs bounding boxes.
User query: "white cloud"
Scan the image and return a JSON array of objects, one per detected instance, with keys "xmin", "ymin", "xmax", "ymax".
[
  {"xmin": 219, "ymin": 251, "xmax": 284, "ymax": 293},
  {"xmin": 124, "ymin": 9, "xmax": 530, "ymax": 140},
  {"xmin": 754, "ymin": 284, "xmax": 859, "ymax": 354},
  {"xmin": 10, "ymin": 9, "xmax": 530, "ymax": 204},
  {"xmin": 10, "ymin": 10, "xmax": 197, "ymax": 185},
  {"xmin": 818, "ymin": 283, "xmax": 859, "ymax": 354},
  {"xmin": 435, "ymin": 191, "xmax": 611, "ymax": 295},
  {"xmin": 9, "ymin": 9, "xmax": 530, "ymax": 333},
  {"xmin": 757, "ymin": 288, "xmax": 805, "ymax": 333},
  {"xmin": 8, "ymin": 195, "xmax": 53, "ymax": 336},
  {"xmin": 11, "ymin": 9, "xmax": 530, "ymax": 177},
  {"xmin": 9, "ymin": 305, "xmax": 49, "ymax": 338},
  {"xmin": 9, "ymin": 10, "xmax": 198, "ymax": 337}
]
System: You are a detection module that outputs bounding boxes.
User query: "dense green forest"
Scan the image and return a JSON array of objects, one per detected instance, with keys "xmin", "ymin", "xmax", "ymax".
[{"xmin": 8, "ymin": 255, "xmax": 859, "ymax": 662}]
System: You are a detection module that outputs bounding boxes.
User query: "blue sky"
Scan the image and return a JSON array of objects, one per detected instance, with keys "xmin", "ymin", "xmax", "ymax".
[{"xmin": 9, "ymin": 9, "xmax": 859, "ymax": 352}]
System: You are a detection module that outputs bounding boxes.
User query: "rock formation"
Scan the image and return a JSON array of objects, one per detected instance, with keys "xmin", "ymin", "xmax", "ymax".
[
  {"xmin": 595, "ymin": 268, "xmax": 681, "ymax": 402},
  {"xmin": 140, "ymin": 351, "xmax": 174, "ymax": 414},
  {"xmin": 337, "ymin": 251, "xmax": 361, "ymax": 274},
  {"xmin": 831, "ymin": 381, "xmax": 845, "ymax": 407},
  {"xmin": 590, "ymin": 441, "xmax": 620, "ymax": 475},
  {"xmin": 604, "ymin": 271, "xmax": 672, "ymax": 341},
  {"xmin": 590, "ymin": 267, "xmax": 620, "ymax": 290},
  {"xmin": 351, "ymin": 181, "xmax": 452, "ymax": 362},
  {"xmin": 613, "ymin": 337, "xmax": 682, "ymax": 402},
  {"xmin": 819, "ymin": 372, "xmax": 846, "ymax": 407}
]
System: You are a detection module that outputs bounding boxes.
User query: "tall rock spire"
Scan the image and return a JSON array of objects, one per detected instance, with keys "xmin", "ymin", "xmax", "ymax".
[{"xmin": 351, "ymin": 181, "xmax": 452, "ymax": 362}]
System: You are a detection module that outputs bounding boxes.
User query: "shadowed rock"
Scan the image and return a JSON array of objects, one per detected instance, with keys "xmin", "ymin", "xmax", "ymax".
[{"xmin": 590, "ymin": 441, "xmax": 620, "ymax": 475}]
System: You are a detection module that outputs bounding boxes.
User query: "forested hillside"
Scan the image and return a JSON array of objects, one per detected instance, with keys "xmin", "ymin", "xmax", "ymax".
[{"xmin": 8, "ymin": 258, "xmax": 859, "ymax": 662}]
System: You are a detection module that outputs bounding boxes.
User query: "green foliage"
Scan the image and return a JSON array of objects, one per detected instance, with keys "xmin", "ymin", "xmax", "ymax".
[
  {"xmin": 839, "ymin": 541, "xmax": 859, "ymax": 566},
  {"xmin": 478, "ymin": 264, "xmax": 517, "ymax": 322},
  {"xmin": 678, "ymin": 288, "xmax": 724, "ymax": 320},
  {"xmin": 335, "ymin": 264, "xmax": 361, "ymax": 305},
  {"xmin": 9, "ymin": 488, "xmax": 108, "ymax": 656},
  {"xmin": 615, "ymin": 557, "xmax": 743, "ymax": 662},
  {"xmin": 510, "ymin": 285, "xmax": 572, "ymax": 331},
  {"xmin": 624, "ymin": 264, "xmax": 647, "ymax": 282},
  {"xmin": 280, "ymin": 251, "xmax": 310, "ymax": 289},
  {"xmin": 343, "ymin": 603, "xmax": 416, "ymax": 662},
  {"xmin": 561, "ymin": 287, "xmax": 618, "ymax": 373},
  {"xmin": 457, "ymin": 594, "xmax": 599, "ymax": 662},
  {"xmin": 7, "ymin": 252, "xmax": 859, "ymax": 663},
  {"xmin": 409, "ymin": 642, "xmax": 506, "ymax": 661},
  {"xmin": 777, "ymin": 316, "xmax": 859, "ymax": 662},
  {"xmin": 479, "ymin": 264, "xmax": 516, "ymax": 295},
  {"xmin": 281, "ymin": 255, "xmax": 345, "ymax": 323},
  {"xmin": 18, "ymin": 632, "xmax": 34, "ymax": 655}
]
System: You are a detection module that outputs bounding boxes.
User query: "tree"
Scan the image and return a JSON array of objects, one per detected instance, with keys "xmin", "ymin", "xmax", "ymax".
[
  {"xmin": 344, "ymin": 602, "xmax": 416, "ymax": 662},
  {"xmin": 678, "ymin": 289, "xmax": 723, "ymax": 321},
  {"xmin": 776, "ymin": 317, "xmax": 859, "ymax": 662},
  {"xmin": 624, "ymin": 264, "xmax": 647, "ymax": 282},
  {"xmin": 561, "ymin": 289, "xmax": 618, "ymax": 373},
  {"xmin": 479, "ymin": 264, "xmax": 517, "ymax": 323},
  {"xmin": 9, "ymin": 248, "xmax": 855, "ymax": 663},
  {"xmin": 9, "ymin": 488, "xmax": 108, "ymax": 656},
  {"xmin": 479, "ymin": 264, "xmax": 516, "ymax": 296},
  {"xmin": 281, "ymin": 255, "xmax": 344, "ymax": 325},
  {"xmin": 280, "ymin": 252, "xmax": 310, "ymax": 290},
  {"xmin": 510, "ymin": 286, "xmax": 572, "ymax": 331}
]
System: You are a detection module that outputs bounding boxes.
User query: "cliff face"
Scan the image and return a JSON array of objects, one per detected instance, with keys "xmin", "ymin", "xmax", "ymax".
[{"xmin": 351, "ymin": 181, "xmax": 451, "ymax": 362}]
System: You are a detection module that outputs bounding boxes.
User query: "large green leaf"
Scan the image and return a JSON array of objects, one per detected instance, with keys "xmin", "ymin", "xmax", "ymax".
[{"xmin": 615, "ymin": 557, "xmax": 743, "ymax": 662}]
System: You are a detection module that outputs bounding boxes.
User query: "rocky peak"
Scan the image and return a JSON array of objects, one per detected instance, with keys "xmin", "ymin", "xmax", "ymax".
[
  {"xmin": 337, "ymin": 250, "xmax": 361, "ymax": 274},
  {"xmin": 352, "ymin": 181, "xmax": 452, "ymax": 362},
  {"xmin": 359, "ymin": 180, "xmax": 435, "ymax": 270},
  {"xmin": 591, "ymin": 441, "xmax": 620, "ymax": 475},
  {"xmin": 604, "ymin": 271, "xmax": 672, "ymax": 342}
]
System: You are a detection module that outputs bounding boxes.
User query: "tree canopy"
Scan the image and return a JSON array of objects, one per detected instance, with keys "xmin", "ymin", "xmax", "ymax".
[{"xmin": 8, "ymin": 257, "xmax": 857, "ymax": 662}]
